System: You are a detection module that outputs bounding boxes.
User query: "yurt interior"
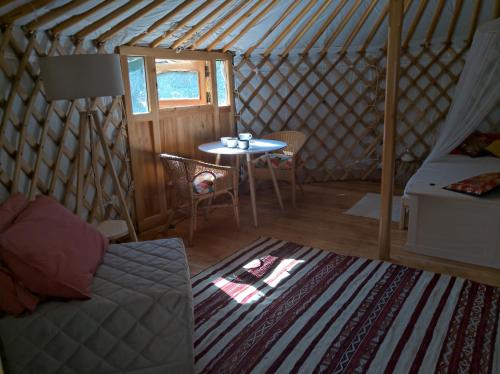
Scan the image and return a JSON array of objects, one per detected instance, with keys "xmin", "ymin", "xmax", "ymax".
[{"xmin": 0, "ymin": 1, "xmax": 499, "ymax": 373}]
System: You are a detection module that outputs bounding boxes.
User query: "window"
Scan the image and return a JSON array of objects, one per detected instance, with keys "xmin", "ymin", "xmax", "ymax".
[
  {"xmin": 127, "ymin": 57, "xmax": 149, "ymax": 114},
  {"xmin": 215, "ymin": 60, "xmax": 229, "ymax": 106},
  {"xmin": 155, "ymin": 59, "xmax": 206, "ymax": 108}
]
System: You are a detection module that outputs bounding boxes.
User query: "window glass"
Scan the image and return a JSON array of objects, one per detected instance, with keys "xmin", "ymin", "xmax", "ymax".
[
  {"xmin": 127, "ymin": 56, "xmax": 149, "ymax": 114},
  {"xmin": 155, "ymin": 59, "xmax": 200, "ymax": 102},
  {"xmin": 216, "ymin": 60, "xmax": 229, "ymax": 106},
  {"xmin": 157, "ymin": 71, "xmax": 200, "ymax": 100}
]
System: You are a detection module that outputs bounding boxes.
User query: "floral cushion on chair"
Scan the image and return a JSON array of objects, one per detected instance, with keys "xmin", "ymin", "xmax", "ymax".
[
  {"xmin": 255, "ymin": 154, "xmax": 293, "ymax": 169},
  {"xmin": 193, "ymin": 172, "xmax": 215, "ymax": 194},
  {"xmin": 443, "ymin": 172, "xmax": 500, "ymax": 196}
]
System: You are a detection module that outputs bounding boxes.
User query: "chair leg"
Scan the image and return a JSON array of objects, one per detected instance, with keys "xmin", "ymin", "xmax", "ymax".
[
  {"xmin": 291, "ymin": 171, "xmax": 296, "ymax": 208},
  {"xmin": 188, "ymin": 203, "xmax": 195, "ymax": 245},
  {"xmin": 399, "ymin": 199, "xmax": 407, "ymax": 230},
  {"xmin": 193, "ymin": 200, "xmax": 200, "ymax": 231},
  {"xmin": 232, "ymin": 193, "xmax": 240, "ymax": 229}
]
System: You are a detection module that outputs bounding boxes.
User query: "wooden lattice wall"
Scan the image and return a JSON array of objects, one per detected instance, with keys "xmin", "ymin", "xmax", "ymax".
[
  {"xmin": 234, "ymin": 43, "xmax": 499, "ymax": 183},
  {"xmin": 0, "ymin": 25, "xmax": 134, "ymax": 222}
]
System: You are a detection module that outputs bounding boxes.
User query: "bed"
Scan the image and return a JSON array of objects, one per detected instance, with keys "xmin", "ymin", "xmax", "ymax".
[
  {"xmin": 404, "ymin": 154, "xmax": 500, "ymax": 268},
  {"xmin": 0, "ymin": 239, "xmax": 194, "ymax": 374}
]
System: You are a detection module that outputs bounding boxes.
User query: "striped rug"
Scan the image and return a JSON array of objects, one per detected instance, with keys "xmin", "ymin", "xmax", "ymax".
[{"xmin": 193, "ymin": 237, "xmax": 500, "ymax": 373}]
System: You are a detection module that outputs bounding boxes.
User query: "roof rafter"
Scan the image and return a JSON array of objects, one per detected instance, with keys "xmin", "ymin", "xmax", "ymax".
[
  {"xmin": 302, "ymin": 0, "xmax": 349, "ymax": 55},
  {"xmin": 221, "ymin": 0, "xmax": 279, "ymax": 53},
  {"xmin": 263, "ymin": 0, "xmax": 318, "ymax": 57},
  {"xmin": 0, "ymin": 0, "xmax": 53, "ymax": 24},
  {"xmin": 51, "ymin": 0, "xmax": 115, "ymax": 36},
  {"xmin": 340, "ymin": 0, "xmax": 378, "ymax": 53},
  {"xmin": 403, "ymin": 0, "xmax": 429, "ymax": 48},
  {"xmin": 445, "ymin": 0, "xmax": 464, "ymax": 44},
  {"xmin": 360, "ymin": 0, "xmax": 389, "ymax": 52},
  {"xmin": 150, "ymin": 0, "xmax": 215, "ymax": 48},
  {"xmin": 97, "ymin": 0, "xmax": 165, "ymax": 43},
  {"xmin": 207, "ymin": 0, "xmax": 270, "ymax": 51},
  {"xmin": 126, "ymin": 0, "xmax": 195, "ymax": 45},
  {"xmin": 243, "ymin": 0, "xmax": 301, "ymax": 57},
  {"xmin": 171, "ymin": 0, "xmax": 234, "ymax": 50},
  {"xmin": 467, "ymin": 0, "xmax": 482, "ymax": 45},
  {"xmin": 74, "ymin": 1, "xmax": 141, "ymax": 40},
  {"xmin": 189, "ymin": 2, "xmax": 246, "ymax": 50},
  {"xmin": 25, "ymin": 0, "xmax": 92, "ymax": 31},
  {"xmin": 279, "ymin": 0, "xmax": 333, "ymax": 57},
  {"xmin": 423, "ymin": 0, "xmax": 446, "ymax": 44},
  {"xmin": 321, "ymin": 0, "xmax": 364, "ymax": 54}
]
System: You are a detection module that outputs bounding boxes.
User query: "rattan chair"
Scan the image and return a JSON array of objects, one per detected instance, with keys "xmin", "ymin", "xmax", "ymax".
[
  {"xmin": 159, "ymin": 153, "xmax": 239, "ymax": 244},
  {"xmin": 251, "ymin": 131, "xmax": 307, "ymax": 207}
]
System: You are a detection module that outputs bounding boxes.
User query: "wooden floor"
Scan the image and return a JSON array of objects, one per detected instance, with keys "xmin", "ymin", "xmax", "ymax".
[{"xmin": 154, "ymin": 181, "xmax": 500, "ymax": 287}]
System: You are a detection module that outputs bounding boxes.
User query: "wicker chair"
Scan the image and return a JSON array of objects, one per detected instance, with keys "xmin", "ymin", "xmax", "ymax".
[
  {"xmin": 159, "ymin": 153, "xmax": 239, "ymax": 244},
  {"xmin": 251, "ymin": 131, "xmax": 306, "ymax": 207}
]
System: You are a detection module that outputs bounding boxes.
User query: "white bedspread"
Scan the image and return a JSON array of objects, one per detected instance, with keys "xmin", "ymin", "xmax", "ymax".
[{"xmin": 405, "ymin": 154, "xmax": 500, "ymax": 201}]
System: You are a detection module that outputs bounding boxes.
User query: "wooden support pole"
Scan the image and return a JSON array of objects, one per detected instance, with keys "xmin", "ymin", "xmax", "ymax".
[{"xmin": 378, "ymin": 0, "xmax": 403, "ymax": 260}]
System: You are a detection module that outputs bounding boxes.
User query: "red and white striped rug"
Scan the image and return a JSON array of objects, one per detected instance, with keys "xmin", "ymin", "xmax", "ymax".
[{"xmin": 193, "ymin": 237, "xmax": 500, "ymax": 373}]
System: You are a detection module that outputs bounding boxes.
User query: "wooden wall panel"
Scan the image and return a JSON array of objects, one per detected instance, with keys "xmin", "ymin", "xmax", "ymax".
[
  {"xmin": 159, "ymin": 106, "xmax": 216, "ymax": 162},
  {"xmin": 127, "ymin": 118, "xmax": 167, "ymax": 232}
]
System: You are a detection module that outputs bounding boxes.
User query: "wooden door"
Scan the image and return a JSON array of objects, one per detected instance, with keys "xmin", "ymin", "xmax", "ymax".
[{"xmin": 120, "ymin": 47, "xmax": 235, "ymax": 237}]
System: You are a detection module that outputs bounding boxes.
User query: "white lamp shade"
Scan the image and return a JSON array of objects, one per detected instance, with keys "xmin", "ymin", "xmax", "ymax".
[{"xmin": 40, "ymin": 54, "xmax": 125, "ymax": 101}]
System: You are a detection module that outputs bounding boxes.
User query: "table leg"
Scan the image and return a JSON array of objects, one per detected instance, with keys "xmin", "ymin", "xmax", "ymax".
[
  {"xmin": 215, "ymin": 154, "xmax": 220, "ymax": 165},
  {"xmin": 246, "ymin": 153, "xmax": 258, "ymax": 227},
  {"xmin": 266, "ymin": 152, "xmax": 284, "ymax": 211}
]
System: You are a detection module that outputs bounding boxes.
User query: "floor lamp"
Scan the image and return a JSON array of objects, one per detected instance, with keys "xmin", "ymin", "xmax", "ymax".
[{"xmin": 40, "ymin": 54, "xmax": 138, "ymax": 242}]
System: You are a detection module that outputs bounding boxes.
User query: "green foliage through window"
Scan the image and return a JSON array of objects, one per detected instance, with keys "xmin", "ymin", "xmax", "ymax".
[
  {"xmin": 156, "ymin": 71, "xmax": 200, "ymax": 100},
  {"xmin": 216, "ymin": 60, "xmax": 229, "ymax": 106}
]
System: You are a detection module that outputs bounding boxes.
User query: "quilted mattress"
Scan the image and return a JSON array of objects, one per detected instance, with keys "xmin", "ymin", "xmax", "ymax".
[{"xmin": 0, "ymin": 239, "xmax": 194, "ymax": 374}]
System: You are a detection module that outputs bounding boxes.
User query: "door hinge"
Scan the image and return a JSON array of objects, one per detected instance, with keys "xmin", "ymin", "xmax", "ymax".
[
  {"xmin": 205, "ymin": 65, "xmax": 210, "ymax": 77},
  {"xmin": 206, "ymin": 91, "xmax": 211, "ymax": 103}
]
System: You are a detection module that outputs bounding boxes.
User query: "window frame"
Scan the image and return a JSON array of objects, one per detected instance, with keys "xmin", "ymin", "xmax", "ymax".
[
  {"xmin": 155, "ymin": 59, "xmax": 207, "ymax": 109},
  {"xmin": 119, "ymin": 46, "xmax": 234, "ymax": 118},
  {"xmin": 126, "ymin": 56, "xmax": 151, "ymax": 115}
]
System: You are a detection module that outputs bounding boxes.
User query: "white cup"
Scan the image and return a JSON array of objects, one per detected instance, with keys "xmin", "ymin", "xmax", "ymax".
[
  {"xmin": 238, "ymin": 140, "xmax": 249, "ymax": 150},
  {"xmin": 220, "ymin": 137, "xmax": 232, "ymax": 146},
  {"xmin": 238, "ymin": 133, "xmax": 252, "ymax": 141},
  {"xmin": 226, "ymin": 138, "xmax": 238, "ymax": 148}
]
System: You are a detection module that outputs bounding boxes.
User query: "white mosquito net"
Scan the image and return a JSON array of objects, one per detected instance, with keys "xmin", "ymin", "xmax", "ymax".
[{"xmin": 425, "ymin": 17, "xmax": 500, "ymax": 163}]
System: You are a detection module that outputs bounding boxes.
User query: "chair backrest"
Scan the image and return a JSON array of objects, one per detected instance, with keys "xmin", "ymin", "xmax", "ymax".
[
  {"xmin": 263, "ymin": 131, "xmax": 307, "ymax": 156},
  {"xmin": 159, "ymin": 153, "xmax": 194, "ymax": 202}
]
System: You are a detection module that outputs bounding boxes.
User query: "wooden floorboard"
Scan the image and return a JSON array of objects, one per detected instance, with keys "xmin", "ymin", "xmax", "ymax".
[{"xmin": 152, "ymin": 181, "xmax": 500, "ymax": 287}]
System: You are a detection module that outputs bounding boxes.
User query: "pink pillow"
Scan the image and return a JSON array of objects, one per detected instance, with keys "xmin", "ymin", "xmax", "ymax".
[
  {"xmin": 0, "ymin": 193, "xmax": 28, "ymax": 232},
  {"xmin": 0, "ymin": 264, "xmax": 39, "ymax": 316},
  {"xmin": 0, "ymin": 195, "xmax": 108, "ymax": 299}
]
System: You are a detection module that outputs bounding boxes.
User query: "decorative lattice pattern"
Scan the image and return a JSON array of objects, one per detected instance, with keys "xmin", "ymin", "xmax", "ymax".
[
  {"xmin": 0, "ymin": 26, "xmax": 134, "ymax": 222},
  {"xmin": 234, "ymin": 44, "xmax": 499, "ymax": 184}
]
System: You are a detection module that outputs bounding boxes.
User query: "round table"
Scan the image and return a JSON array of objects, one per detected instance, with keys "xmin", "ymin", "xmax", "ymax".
[{"xmin": 198, "ymin": 139, "xmax": 287, "ymax": 227}]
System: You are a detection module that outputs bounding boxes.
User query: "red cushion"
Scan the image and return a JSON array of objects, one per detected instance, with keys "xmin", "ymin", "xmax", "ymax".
[
  {"xmin": 0, "ymin": 264, "xmax": 39, "ymax": 316},
  {"xmin": 0, "ymin": 193, "xmax": 28, "ymax": 232},
  {"xmin": 0, "ymin": 196, "xmax": 108, "ymax": 299}
]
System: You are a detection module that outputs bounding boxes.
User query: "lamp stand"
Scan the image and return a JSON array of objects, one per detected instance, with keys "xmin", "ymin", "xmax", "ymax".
[{"xmin": 76, "ymin": 110, "xmax": 138, "ymax": 242}]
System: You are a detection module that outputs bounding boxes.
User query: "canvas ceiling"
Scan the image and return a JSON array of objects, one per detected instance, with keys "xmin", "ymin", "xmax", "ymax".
[{"xmin": 1, "ymin": 0, "xmax": 497, "ymax": 55}]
